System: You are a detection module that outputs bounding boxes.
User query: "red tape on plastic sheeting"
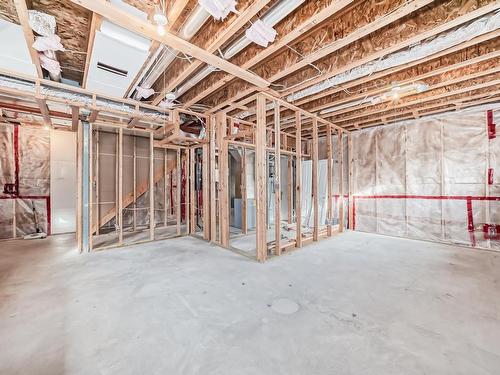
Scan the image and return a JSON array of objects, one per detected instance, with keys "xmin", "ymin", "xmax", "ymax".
[
  {"xmin": 351, "ymin": 195, "xmax": 500, "ymax": 247},
  {"xmin": 2, "ymin": 123, "xmax": 51, "ymax": 236},
  {"xmin": 353, "ymin": 195, "xmax": 500, "ymax": 201},
  {"xmin": 483, "ymin": 224, "xmax": 500, "ymax": 240},
  {"xmin": 488, "ymin": 168, "xmax": 494, "ymax": 185},
  {"xmin": 45, "ymin": 196, "xmax": 51, "ymax": 235},
  {"xmin": 14, "ymin": 124, "xmax": 19, "ymax": 194},
  {"xmin": 466, "ymin": 197, "xmax": 476, "ymax": 247},
  {"xmin": 352, "ymin": 198, "xmax": 356, "ymax": 231},
  {"xmin": 487, "ymin": 110, "xmax": 496, "ymax": 139}
]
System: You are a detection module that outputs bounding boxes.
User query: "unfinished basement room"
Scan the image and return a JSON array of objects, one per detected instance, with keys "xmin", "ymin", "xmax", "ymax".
[{"xmin": 1, "ymin": 0, "xmax": 500, "ymax": 373}]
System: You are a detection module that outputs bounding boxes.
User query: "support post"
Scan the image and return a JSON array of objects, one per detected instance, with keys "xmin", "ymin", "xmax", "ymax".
[
  {"xmin": 241, "ymin": 147, "xmax": 248, "ymax": 234},
  {"xmin": 89, "ymin": 123, "xmax": 93, "ymax": 250},
  {"xmin": 348, "ymin": 133, "xmax": 354, "ymax": 230},
  {"xmin": 202, "ymin": 143, "xmax": 210, "ymax": 240},
  {"xmin": 295, "ymin": 112, "xmax": 302, "ymax": 248},
  {"xmin": 287, "ymin": 156, "xmax": 292, "ymax": 224},
  {"xmin": 76, "ymin": 120, "xmax": 82, "ymax": 250},
  {"xmin": 189, "ymin": 147, "xmax": 196, "ymax": 234},
  {"xmin": 133, "ymin": 137, "xmax": 137, "ymax": 232},
  {"xmin": 338, "ymin": 131, "xmax": 345, "ymax": 232},
  {"xmin": 118, "ymin": 128, "xmax": 123, "ymax": 244},
  {"xmin": 95, "ymin": 130, "xmax": 100, "ymax": 235},
  {"xmin": 78, "ymin": 119, "xmax": 91, "ymax": 252},
  {"xmin": 256, "ymin": 94, "xmax": 267, "ymax": 262},
  {"xmin": 216, "ymin": 112, "xmax": 229, "ymax": 247},
  {"xmin": 312, "ymin": 118, "xmax": 319, "ymax": 241},
  {"xmin": 326, "ymin": 124, "xmax": 333, "ymax": 236},
  {"xmin": 150, "ymin": 132, "xmax": 155, "ymax": 240},
  {"xmin": 163, "ymin": 149, "xmax": 167, "ymax": 227},
  {"xmin": 274, "ymin": 102, "xmax": 281, "ymax": 255},
  {"xmin": 176, "ymin": 148, "xmax": 181, "ymax": 235},
  {"xmin": 209, "ymin": 116, "xmax": 217, "ymax": 242}
]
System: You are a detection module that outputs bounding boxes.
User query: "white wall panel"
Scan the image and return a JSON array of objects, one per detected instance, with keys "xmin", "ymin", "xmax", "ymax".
[{"xmin": 50, "ymin": 130, "xmax": 77, "ymax": 234}]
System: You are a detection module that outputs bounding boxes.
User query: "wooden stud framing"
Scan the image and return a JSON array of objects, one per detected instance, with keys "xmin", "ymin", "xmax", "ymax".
[
  {"xmin": 255, "ymin": 94, "xmax": 268, "ymax": 262},
  {"xmin": 89, "ymin": 109, "xmax": 99, "ymax": 123},
  {"xmin": 338, "ymin": 131, "xmax": 345, "ymax": 232},
  {"xmin": 295, "ymin": 111, "xmax": 302, "ymax": 248},
  {"xmin": 149, "ymin": 132, "xmax": 155, "ymax": 240},
  {"xmin": 35, "ymin": 98, "xmax": 52, "ymax": 127},
  {"xmin": 312, "ymin": 118, "xmax": 319, "ymax": 241},
  {"xmin": 209, "ymin": 115, "xmax": 217, "ymax": 242},
  {"xmin": 115, "ymin": 133, "xmax": 119, "ymax": 239},
  {"xmin": 133, "ymin": 137, "xmax": 137, "ymax": 232},
  {"xmin": 326, "ymin": 124, "xmax": 333, "ymax": 236},
  {"xmin": 202, "ymin": 143, "xmax": 210, "ymax": 240},
  {"xmin": 216, "ymin": 112, "xmax": 229, "ymax": 247},
  {"xmin": 70, "ymin": 106, "xmax": 79, "ymax": 133},
  {"xmin": 176, "ymin": 148, "xmax": 181, "ymax": 236},
  {"xmin": 241, "ymin": 147, "xmax": 248, "ymax": 235},
  {"xmin": 189, "ymin": 147, "xmax": 196, "ymax": 234},
  {"xmin": 348, "ymin": 133, "xmax": 354, "ymax": 230},
  {"xmin": 89, "ymin": 123, "xmax": 93, "ymax": 251},
  {"xmin": 184, "ymin": 150, "xmax": 189, "ymax": 234},
  {"xmin": 287, "ymin": 156, "xmax": 293, "ymax": 224},
  {"xmin": 274, "ymin": 102, "xmax": 281, "ymax": 255},
  {"xmin": 95, "ymin": 129, "xmax": 100, "ymax": 235},
  {"xmin": 163, "ymin": 149, "xmax": 167, "ymax": 227}
]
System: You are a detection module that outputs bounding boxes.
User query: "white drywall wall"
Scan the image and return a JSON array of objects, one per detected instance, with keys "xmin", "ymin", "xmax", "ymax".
[
  {"xmin": 0, "ymin": 19, "xmax": 37, "ymax": 76},
  {"xmin": 50, "ymin": 130, "xmax": 77, "ymax": 234}
]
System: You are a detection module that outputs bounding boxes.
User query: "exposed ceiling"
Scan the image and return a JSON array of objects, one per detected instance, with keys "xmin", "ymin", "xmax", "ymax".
[{"xmin": 0, "ymin": 0, "xmax": 499, "ymax": 132}]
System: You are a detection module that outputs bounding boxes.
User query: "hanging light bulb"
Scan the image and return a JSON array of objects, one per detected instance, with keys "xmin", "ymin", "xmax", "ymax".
[
  {"xmin": 154, "ymin": 1, "xmax": 168, "ymax": 36},
  {"xmin": 153, "ymin": 12, "xmax": 168, "ymax": 27}
]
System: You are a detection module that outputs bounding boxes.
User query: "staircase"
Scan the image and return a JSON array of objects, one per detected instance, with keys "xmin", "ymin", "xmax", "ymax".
[{"xmin": 93, "ymin": 159, "xmax": 177, "ymax": 234}]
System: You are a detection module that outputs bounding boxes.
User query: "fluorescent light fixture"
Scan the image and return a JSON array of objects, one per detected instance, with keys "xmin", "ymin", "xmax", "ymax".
[{"xmin": 381, "ymin": 82, "xmax": 429, "ymax": 101}]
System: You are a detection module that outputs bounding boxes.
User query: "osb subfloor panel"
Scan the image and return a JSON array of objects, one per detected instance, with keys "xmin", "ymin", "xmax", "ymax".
[{"xmin": 1, "ymin": 232, "xmax": 500, "ymax": 374}]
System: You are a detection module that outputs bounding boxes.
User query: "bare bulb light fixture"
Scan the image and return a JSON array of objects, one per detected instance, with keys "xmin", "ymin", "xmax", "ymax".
[{"xmin": 154, "ymin": 1, "xmax": 168, "ymax": 36}]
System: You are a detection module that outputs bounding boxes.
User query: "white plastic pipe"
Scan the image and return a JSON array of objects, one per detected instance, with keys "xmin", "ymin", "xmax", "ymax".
[{"xmin": 174, "ymin": 0, "xmax": 306, "ymax": 99}]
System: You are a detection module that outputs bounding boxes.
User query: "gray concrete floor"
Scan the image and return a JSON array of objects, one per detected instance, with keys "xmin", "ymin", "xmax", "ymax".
[{"xmin": 1, "ymin": 232, "xmax": 499, "ymax": 375}]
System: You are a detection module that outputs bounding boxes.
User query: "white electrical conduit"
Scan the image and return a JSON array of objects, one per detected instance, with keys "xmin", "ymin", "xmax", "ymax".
[
  {"xmin": 287, "ymin": 10, "xmax": 500, "ymax": 102},
  {"xmin": 173, "ymin": 0, "xmax": 306, "ymax": 100}
]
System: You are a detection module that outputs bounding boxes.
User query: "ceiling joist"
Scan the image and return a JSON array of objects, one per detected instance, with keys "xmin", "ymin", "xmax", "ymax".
[{"xmin": 151, "ymin": 0, "xmax": 275, "ymax": 105}]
